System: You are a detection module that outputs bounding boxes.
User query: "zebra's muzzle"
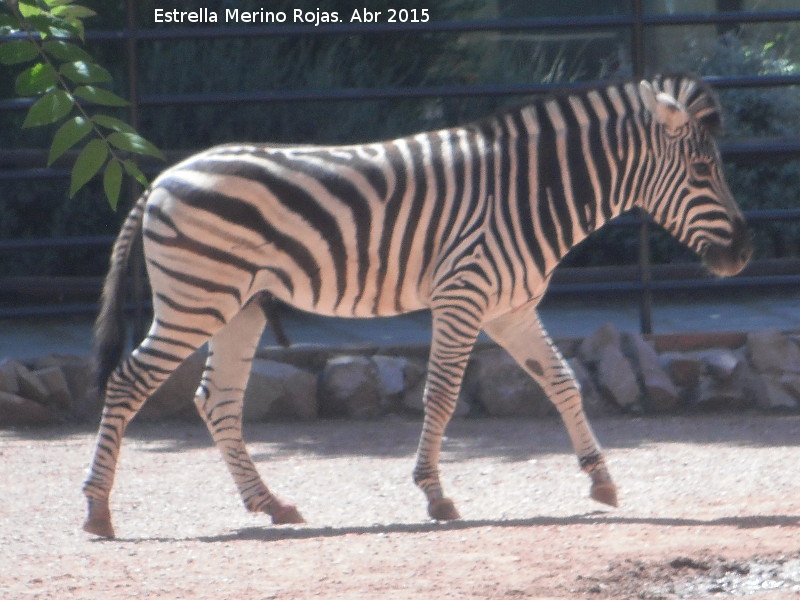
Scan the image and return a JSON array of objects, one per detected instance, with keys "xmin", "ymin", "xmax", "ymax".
[{"xmin": 702, "ymin": 218, "xmax": 752, "ymax": 277}]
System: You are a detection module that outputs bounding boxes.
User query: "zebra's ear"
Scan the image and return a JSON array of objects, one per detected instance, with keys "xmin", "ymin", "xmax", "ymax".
[{"xmin": 640, "ymin": 80, "xmax": 690, "ymax": 133}]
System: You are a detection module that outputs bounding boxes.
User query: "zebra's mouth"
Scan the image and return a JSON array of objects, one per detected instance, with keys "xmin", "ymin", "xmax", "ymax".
[{"xmin": 702, "ymin": 218, "xmax": 752, "ymax": 277}]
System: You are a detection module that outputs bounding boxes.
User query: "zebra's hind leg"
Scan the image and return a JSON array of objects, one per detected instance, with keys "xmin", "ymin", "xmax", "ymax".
[
  {"xmin": 483, "ymin": 302, "xmax": 618, "ymax": 508},
  {"xmin": 413, "ymin": 305, "xmax": 482, "ymax": 521},
  {"xmin": 195, "ymin": 296, "xmax": 304, "ymax": 525},
  {"xmin": 83, "ymin": 320, "xmax": 212, "ymax": 538}
]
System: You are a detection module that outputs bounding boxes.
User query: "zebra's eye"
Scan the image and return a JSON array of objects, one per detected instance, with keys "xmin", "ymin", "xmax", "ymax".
[{"xmin": 691, "ymin": 162, "xmax": 712, "ymax": 178}]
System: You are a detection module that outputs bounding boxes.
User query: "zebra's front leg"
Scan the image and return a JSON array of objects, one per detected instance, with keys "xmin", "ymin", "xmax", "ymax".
[
  {"xmin": 196, "ymin": 297, "xmax": 304, "ymax": 525},
  {"xmin": 483, "ymin": 302, "xmax": 618, "ymax": 508},
  {"xmin": 413, "ymin": 305, "xmax": 482, "ymax": 521}
]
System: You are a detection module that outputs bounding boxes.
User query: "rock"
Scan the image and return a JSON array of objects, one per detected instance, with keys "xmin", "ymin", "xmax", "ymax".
[
  {"xmin": 401, "ymin": 372, "xmax": 427, "ymax": 414},
  {"xmin": 372, "ymin": 355, "xmax": 408, "ymax": 406},
  {"xmin": 579, "ymin": 325, "xmax": 641, "ymax": 412},
  {"xmin": 595, "ymin": 342, "xmax": 641, "ymax": 412},
  {"xmin": 0, "ymin": 391, "xmax": 59, "ymax": 427},
  {"xmin": 747, "ymin": 329, "xmax": 800, "ymax": 375},
  {"xmin": 59, "ymin": 360, "xmax": 96, "ymax": 420},
  {"xmin": 0, "ymin": 358, "xmax": 21, "ymax": 394},
  {"xmin": 780, "ymin": 374, "xmax": 800, "ymax": 402},
  {"xmin": 400, "ymin": 361, "xmax": 436, "ymax": 414},
  {"xmin": 141, "ymin": 349, "xmax": 206, "ymax": 420},
  {"xmin": 693, "ymin": 354, "xmax": 758, "ymax": 411},
  {"xmin": 578, "ymin": 322, "xmax": 621, "ymax": 365},
  {"xmin": 752, "ymin": 373, "xmax": 798, "ymax": 410},
  {"xmin": 695, "ymin": 374, "xmax": 750, "ymax": 411},
  {"xmin": 698, "ymin": 348, "xmax": 741, "ymax": 382},
  {"xmin": 30, "ymin": 354, "xmax": 92, "ymax": 402},
  {"xmin": 567, "ymin": 357, "xmax": 616, "ymax": 416},
  {"xmin": 465, "ymin": 348, "xmax": 550, "ymax": 417},
  {"xmin": 318, "ymin": 356, "xmax": 382, "ymax": 419},
  {"xmin": 244, "ymin": 359, "xmax": 317, "ymax": 421},
  {"xmin": 660, "ymin": 352, "xmax": 702, "ymax": 389},
  {"xmin": 624, "ymin": 334, "xmax": 679, "ymax": 412},
  {"xmin": 14, "ymin": 362, "xmax": 49, "ymax": 403},
  {"xmin": 372, "ymin": 355, "xmax": 442, "ymax": 416},
  {"xmin": 30, "ymin": 353, "xmax": 87, "ymax": 370},
  {"xmin": 33, "ymin": 366, "xmax": 72, "ymax": 409}
]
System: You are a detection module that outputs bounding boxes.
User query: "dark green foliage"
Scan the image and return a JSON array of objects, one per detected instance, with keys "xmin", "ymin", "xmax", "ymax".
[
  {"xmin": 0, "ymin": 178, "xmax": 123, "ymax": 278},
  {"xmin": 135, "ymin": 0, "xmax": 484, "ymax": 148},
  {"xmin": 2, "ymin": 0, "xmax": 608, "ymax": 280},
  {"xmin": 1, "ymin": 0, "xmax": 162, "ymax": 209},
  {"xmin": 5, "ymin": 3, "xmax": 796, "ymax": 282}
]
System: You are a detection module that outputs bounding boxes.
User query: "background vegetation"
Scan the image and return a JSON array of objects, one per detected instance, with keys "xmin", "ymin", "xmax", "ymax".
[{"xmin": 1, "ymin": 0, "xmax": 798, "ymax": 279}]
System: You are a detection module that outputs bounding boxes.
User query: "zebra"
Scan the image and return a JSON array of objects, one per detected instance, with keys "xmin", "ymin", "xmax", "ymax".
[{"xmin": 83, "ymin": 74, "xmax": 752, "ymax": 538}]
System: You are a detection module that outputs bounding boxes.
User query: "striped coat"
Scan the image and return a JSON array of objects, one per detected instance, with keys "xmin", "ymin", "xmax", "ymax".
[{"xmin": 83, "ymin": 74, "xmax": 751, "ymax": 538}]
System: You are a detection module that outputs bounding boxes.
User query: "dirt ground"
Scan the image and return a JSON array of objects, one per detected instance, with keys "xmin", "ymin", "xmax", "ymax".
[{"xmin": 2, "ymin": 413, "xmax": 800, "ymax": 600}]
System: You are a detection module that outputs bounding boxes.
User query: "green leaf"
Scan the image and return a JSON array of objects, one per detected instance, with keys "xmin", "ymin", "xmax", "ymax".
[
  {"xmin": 0, "ymin": 40, "xmax": 39, "ymax": 65},
  {"xmin": 90, "ymin": 113, "xmax": 136, "ymax": 134},
  {"xmin": 21, "ymin": 89, "xmax": 74, "ymax": 127},
  {"xmin": 107, "ymin": 131, "xmax": 164, "ymax": 160},
  {"xmin": 42, "ymin": 39, "xmax": 91, "ymax": 62},
  {"xmin": 69, "ymin": 138, "xmax": 108, "ymax": 197},
  {"xmin": 48, "ymin": 115, "xmax": 92, "ymax": 164},
  {"xmin": 45, "ymin": 0, "xmax": 79, "ymax": 7},
  {"xmin": 73, "ymin": 85, "xmax": 129, "ymax": 107},
  {"xmin": 103, "ymin": 159, "xmax": 123, "ymax": 209},
  {"xmin": 59, "ymin": 60, "xmax": 112, "ymax": 84},
  {"xmin": 52, "ymin": 4, "xmax": 96, "ymax": 20},
  {"xmin": 18, "ymin": 2, "xmax": 47, "ymax": 18},
  {"xmin": 15, "ymin": 62, "xmax": 58, "ymax": 95},
  {"xmin": 26, "ymin": 13, "xmax": 81, "ymax": 39},
  {"xmin": 122, "ymin": 158, "xmax": 148, "ymax": 187}
]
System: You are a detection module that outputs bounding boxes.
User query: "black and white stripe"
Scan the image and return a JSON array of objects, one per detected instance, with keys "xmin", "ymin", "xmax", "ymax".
[{"xmin": 83, "ymin": 74, "xmax": 751, "ymax": 537}]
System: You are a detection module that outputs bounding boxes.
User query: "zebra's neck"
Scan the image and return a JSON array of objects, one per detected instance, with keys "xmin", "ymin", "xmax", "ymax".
[{"xmin": 477, "ymin": 82, "xmax": 653, "ymax": 277}]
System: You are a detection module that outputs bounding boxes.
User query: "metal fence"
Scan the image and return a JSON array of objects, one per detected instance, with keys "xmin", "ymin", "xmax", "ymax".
[{"xmin": 1, "ymin": 0, "xmax": 800, "ymax": 334}]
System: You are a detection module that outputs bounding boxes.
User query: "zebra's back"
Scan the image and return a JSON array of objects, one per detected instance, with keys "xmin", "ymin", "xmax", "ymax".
[{"xmin": 142, "ymin": 130, "xmax": 495, "ymax": 319}]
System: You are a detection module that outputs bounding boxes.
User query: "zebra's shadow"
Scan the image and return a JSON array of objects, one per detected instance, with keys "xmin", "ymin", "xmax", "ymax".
[{"xmin": 107, "ymin": 512, "xmax": 800, "ymax": 544}]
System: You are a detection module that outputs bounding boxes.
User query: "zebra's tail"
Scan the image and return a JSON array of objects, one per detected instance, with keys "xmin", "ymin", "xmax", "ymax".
[{"xmin": 93, "ymin": 189, "xmax": 150, "ymax": 394}]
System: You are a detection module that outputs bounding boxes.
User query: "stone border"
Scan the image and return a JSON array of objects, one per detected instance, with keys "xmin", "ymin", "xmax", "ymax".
[{"xmin": 1, "ymin": 325, "xmax": 799, "ymax": 427}]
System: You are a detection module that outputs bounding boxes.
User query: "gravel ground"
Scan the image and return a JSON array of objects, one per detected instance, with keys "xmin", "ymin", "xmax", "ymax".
[{"xmin": 2, "ymin": 413, "xmax": 800, "ymax": 599}]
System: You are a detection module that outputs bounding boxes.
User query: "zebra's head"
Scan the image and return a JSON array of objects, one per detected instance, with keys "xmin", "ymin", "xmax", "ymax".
[{"xmin": 639, "ymin": 75, "xmax": 752, "ymax": 277}]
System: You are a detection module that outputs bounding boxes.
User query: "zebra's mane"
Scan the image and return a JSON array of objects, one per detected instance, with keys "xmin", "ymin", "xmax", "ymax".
[
  {"xmin": 467, "ymin": 74, "xmax": 723, "ymax": 137},
  {"xmin": 649, "ymin": 73, "xmax": 723, "ymax": 133}
]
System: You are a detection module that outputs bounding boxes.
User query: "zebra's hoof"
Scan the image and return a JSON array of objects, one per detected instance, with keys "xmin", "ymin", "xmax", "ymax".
[
  {"xmin": 83, "ymin": 516, "xmax": 115, "ymax": 539},
  {"xmin": 84, "ymin": 498, "xmax": 115, "ymax": 538},
  {"xmin": 428, "ymin": 498, "xmax": 460, "ymax": 521},
  {"xmin": 270, "ymin": 503, "xmax": 306, "ymax": 525},
  {"xmin": 590, "ymin": 481, "xmax": 618, "ymax": 507}
]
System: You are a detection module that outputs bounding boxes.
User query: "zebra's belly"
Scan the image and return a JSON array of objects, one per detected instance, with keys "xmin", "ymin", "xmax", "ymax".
[
  {"xmin": 265, "ymin": 286, "xmax": 429, "ymax": 319},
  {"xmin": 249, "ymin": 242, "xmax": 434, "ymax": 319}
]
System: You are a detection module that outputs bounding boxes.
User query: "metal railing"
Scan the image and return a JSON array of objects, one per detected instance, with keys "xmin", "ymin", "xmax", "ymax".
[{"xmin": 1, "ymin": 0, "xmax": 800, "ymax": 334}]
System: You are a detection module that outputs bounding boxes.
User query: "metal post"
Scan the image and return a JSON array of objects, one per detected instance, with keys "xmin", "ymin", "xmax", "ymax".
[
  {"xmin": 638, "ymin": 216, "xmax": 653, "ymax": 334},
  {"xmin": 126, "ymin": 0, "xmax": 146, "ymax": 344},
  {"xmin": 632, "ymin": 0, "xmax": 653, "ymax": 334}
]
